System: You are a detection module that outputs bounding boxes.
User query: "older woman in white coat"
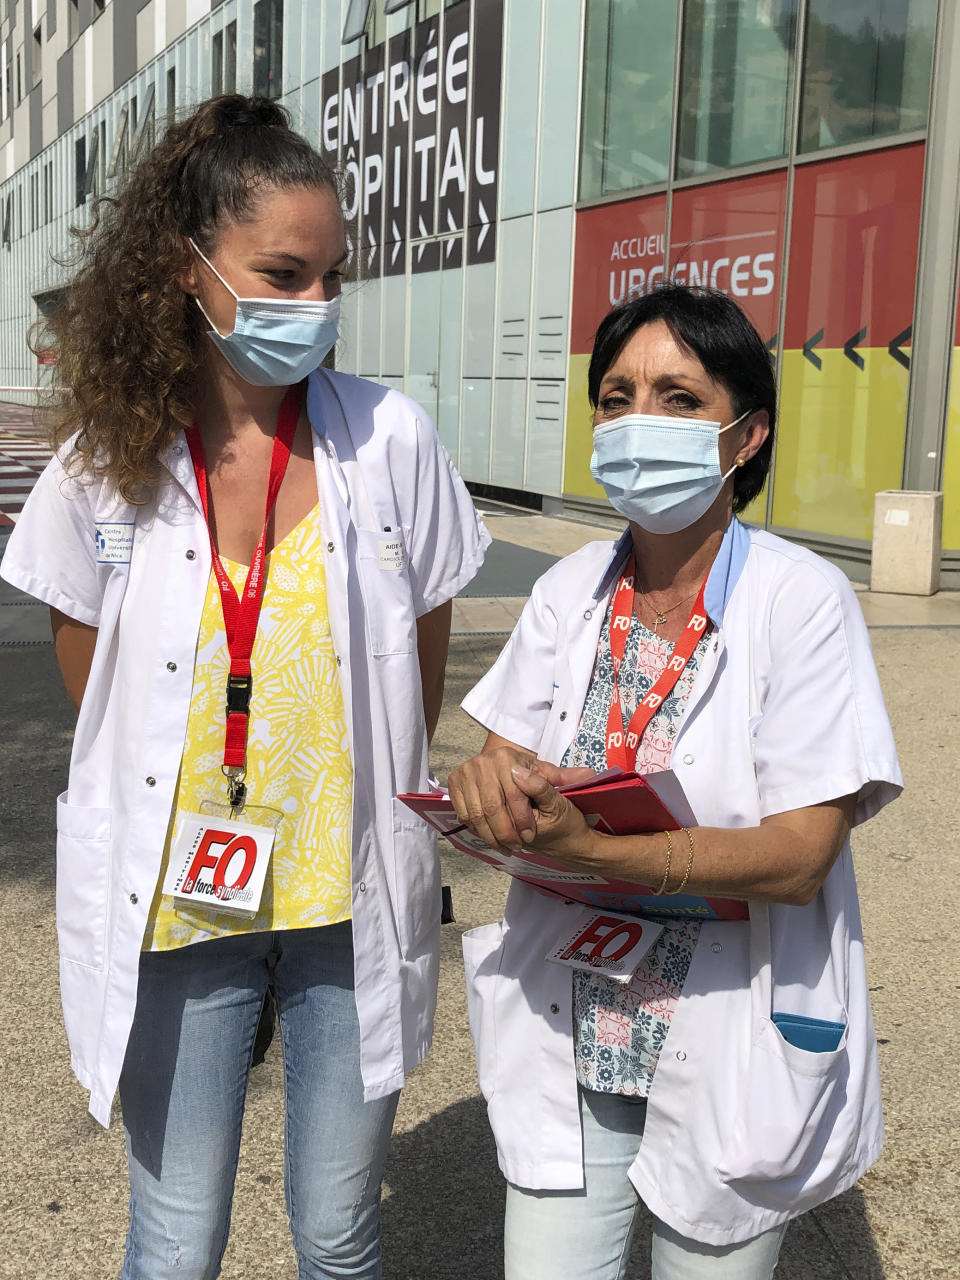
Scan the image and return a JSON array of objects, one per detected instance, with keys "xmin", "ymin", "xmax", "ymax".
[{"xmin": 448, "ymin": 285, "xmax": 901, "ymax": 1280}]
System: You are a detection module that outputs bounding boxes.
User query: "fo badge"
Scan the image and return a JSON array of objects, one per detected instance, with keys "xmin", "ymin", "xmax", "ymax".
[
  {"xmin": 162, "ymin": 812, "xmax": 275, "ymax": 918},
  {"xmin": 546, "ymin": 909, "xmax": 663, "ymax": 980}
]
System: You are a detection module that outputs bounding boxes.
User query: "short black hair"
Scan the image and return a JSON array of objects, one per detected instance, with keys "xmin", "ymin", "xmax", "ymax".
[{"xmin": 587, "ymin": 285, "xmax": 776, "ymax": 514}]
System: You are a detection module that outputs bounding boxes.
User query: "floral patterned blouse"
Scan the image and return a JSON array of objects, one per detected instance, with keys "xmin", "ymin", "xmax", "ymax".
[{"xmin": 562, "ymin": 594, "xmax": 711, "ymax": 1097}]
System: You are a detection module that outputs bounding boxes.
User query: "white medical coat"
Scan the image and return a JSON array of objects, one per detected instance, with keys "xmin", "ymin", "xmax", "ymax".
[
  {"xmin": 460, "ymin": 519, "xmax": 901, "ymax": 1246},
  {"xmin": 1, "ymin": 369, "xmax": 490, "ymax": 1127}
]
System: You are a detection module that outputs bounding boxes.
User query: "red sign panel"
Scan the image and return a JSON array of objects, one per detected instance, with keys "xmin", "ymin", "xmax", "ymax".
[
  {"xmin": 783, "ymin": 144, "xmax": 923, "ymax": 363},
  {"xmin": 668, "ymin": 172, "xmax": 787, "ymax": 346},
  {"xmin": 570, "ymin": 194, "xmax": 667, "ymax": 354}
]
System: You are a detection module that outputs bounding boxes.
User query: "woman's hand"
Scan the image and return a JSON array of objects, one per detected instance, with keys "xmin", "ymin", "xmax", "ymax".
[
  {"xmin": 447, "ymin": 733, "xmax": 596, "ymax": 852},
  {"xmin": 508, "ymin": 766, "xmax": 599, "ymax": 870},
  {"xmin": 448, "ymin": 744, "xmax": 539, "ymax": 851}
]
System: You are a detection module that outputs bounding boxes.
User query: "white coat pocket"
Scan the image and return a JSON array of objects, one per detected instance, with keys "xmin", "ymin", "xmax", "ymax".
[
  {"xmin": 55, "ymin": 793, "xmax": 111, "ymax": 971},
  {"xmin": 715, "ymin": 1014, "xmax": 850, "ymax": 1191},
  {"xmin": 356, "ymin": 528, "xmax": 417, "ymax": 655},
  {"xmin": 462, "ymin": 921, "xmax": 504, "ymax": 1101},
  {"xmin": 390, "ymin": 811, "xmax": 441, "ymax": 957}
]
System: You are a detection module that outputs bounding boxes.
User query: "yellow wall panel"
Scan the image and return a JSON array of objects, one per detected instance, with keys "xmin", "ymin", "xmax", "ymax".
[
  {"xmin": 942, "ymin": 349, "xmax": 960, "ymax": 550},
  {"xmin": 563, "ymin": 354, "xmax": 606, "ymax": 500},
  {"xmin": 771, "ymin": 348, "xmax": 908, "ymax": 542}
]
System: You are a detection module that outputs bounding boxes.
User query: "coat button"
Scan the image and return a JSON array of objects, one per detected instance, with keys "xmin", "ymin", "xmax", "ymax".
[
  {"xmin": 185, "ymin": 549, "xmax": 196, "ymax": 560},
  {"xmin": 549, "ymin": 1003, "xmax": 560, "ymax": 1014},
  {"xmin": 166, "ymin": 661, "xmax": 177, "ymax": 672},
  {"xmin": 327, "ymin": 541, "xmax": 335, "ymax": 552},
  {"xmin": 676, "ymin": 1049, "xmax": 687, "ymax": 1061},
  {"xmin": 559, "ymin": 711, "xmax": 567, "ymax": 721},
  {"xmin": 336, "ymin": 656, "xmax": 342, "ymax": 667},
  {"xmin": 145, "ymin": 776, "xmax": 156, "ymax": 787},
  {"xmin": 174, "ymin": 445, "xmax": 183, "ymax": 455},
  {"xmin": 711, "ymin": 943, "xmax": 722, "ymax": 954},
  {"xmin": 129, "ymin": 893, "xmax": 138, "ymax": 905},
  {"xmin": 583, "ymin": 610, "xmax": 593, "ymax": 620},
  {"xmin": 359, "ymin": 881, "xmax": 366, "ymax": 892},
  {"xmin": 682, "ymin": 753, "xmax": 695, "ymax": 766}
]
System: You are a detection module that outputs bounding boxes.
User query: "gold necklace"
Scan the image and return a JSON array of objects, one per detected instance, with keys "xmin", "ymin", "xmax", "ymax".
[{"xmin": 634, "ymin": 582, "xmax": 699, "ymax": 634}]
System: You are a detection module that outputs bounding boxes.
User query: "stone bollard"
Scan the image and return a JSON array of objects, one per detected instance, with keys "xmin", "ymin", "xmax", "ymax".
[{"xmin": 870, "ymin": 490, "xmax": 943, "ymax": 595}]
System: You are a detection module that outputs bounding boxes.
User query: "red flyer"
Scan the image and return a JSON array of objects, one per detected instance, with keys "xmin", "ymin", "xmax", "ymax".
[{"xmin": 398, "ymin": 770, "xmax": 748, "ymax": 921}]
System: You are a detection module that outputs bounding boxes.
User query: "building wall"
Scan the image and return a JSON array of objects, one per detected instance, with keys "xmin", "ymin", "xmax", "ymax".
[
  {"xmin": 564, "ymin": 0, "xmax": 951, "ymax": 580},
  {"xmin": 0, "ymin": 0, "xmax": 582, "ymax": 505}
]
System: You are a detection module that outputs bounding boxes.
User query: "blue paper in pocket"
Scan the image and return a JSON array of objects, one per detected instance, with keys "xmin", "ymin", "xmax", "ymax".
[{"xmin": 771, "ymin": 1012, "xmax": 845, "ymax": 1053}]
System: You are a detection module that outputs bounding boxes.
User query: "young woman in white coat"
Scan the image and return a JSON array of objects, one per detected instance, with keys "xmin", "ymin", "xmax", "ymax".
[
  {"xmin": 1, "ymin": 95, "xmax": 488, "ymax": 1279},
  {"xmin": 448, "ymin": 286, "xmax": 900, "ymax": 1280}
]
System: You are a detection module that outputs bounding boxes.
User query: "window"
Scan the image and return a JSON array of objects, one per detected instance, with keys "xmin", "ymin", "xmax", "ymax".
[
  {"xmin": 93, "ymin": 0, "xmax": 105, "ymax": 14},
  {"xmin": 16, "ymin": 50, "xmax": 22, "ymax": 104},
  {"xmin": 211, "ymin": 24, "xmax": 237, "ymax": 96},
  {"xmin": 166, "ymin": 66, "xmax": 176, "ymax": 124},
  {"xmin": 367, "ymin": 4, "xmax": 387, "ymax": 44},
  {"xmin": 75, "ymin": 136, "xmax": 87, "ymax": 207},
  {"xmin": 43, "ymin": 161, "xmax": 53, "ymax": 223},
  {"xmin": 224, "ymin": 22, "xmax": 237, "ymax": 93},
  {"xmin": 676, "ymin": 1, "xmax": 798, "ymax": 178},
  {"xmin": 253, "ymin": 0, "xmax": 283, "ymax": 99},
  {"xmin": 30, "ymin": 172, "xmax": 39, "ymax": 230},
  {"xmin": 212, "ymin": 31, "xmax": 224, "ymax": 95},
  {"xmin": 68, "ymin": 0, "xmax": 79, "ymax": 45},
  {"xmin": 800, "ymin": 0, "xmax": 937, "ymax": 152},
  {"xmin": 579, "ymin": 0, "xmax": 680, "ymax": 200},
  {"xmin": 32, "ymin": 23, "xmax": 42, "ymax": 88}
]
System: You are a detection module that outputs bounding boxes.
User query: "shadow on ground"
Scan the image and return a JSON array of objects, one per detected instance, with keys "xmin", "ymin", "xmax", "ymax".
[{"xmin": 380, "ymin": 1090, "xmax": 885, "ymax": 1279}]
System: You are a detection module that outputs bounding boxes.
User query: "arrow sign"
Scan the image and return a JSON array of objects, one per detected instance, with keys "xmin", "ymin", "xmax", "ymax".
[
  {"xmin": 445, "ymin": 209, "xmax": 458, "ymax": 259},
  {"xmin": 802, "ymin": 328, "xmax": 824, "ymax": 371},
  {"xmin": 367, "ymin": 225, "xmax": 378, "ymax": 271},
  {"xmin": 765, "ymin": 333, "xmax": 778, "ymax": 355},
  {"xmin": 476, "ymin": 200, "xmax": 490, "ymax": 253},
  {"xmin": 843, "ymin": 326, "xmax": 867, "ymax": 370},
  {"xmin": 888, "ymin": 325, "xmax": 911, "ymax": 370}
]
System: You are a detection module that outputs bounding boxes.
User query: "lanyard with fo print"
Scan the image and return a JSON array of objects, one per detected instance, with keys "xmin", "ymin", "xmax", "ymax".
[
  {"xmin": 161, "ymin": 384, "xmax": 304, "ymax": 920},
  {"xmin": 184, "ymin": 380, "xmax": 304, "ymax": 810},
  {"xmin": 604, "ymin": 556, "xmax": 709, "ymax": 773}
]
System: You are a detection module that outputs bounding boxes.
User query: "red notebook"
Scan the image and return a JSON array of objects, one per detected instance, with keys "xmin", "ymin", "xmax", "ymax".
[{"xmin": 398, "ymin": 770, "xmax": 748, "ymax": 921}]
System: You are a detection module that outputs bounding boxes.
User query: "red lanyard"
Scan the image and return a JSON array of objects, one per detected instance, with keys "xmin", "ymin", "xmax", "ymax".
[
  {"xmin": 604, "ymin": 555, "xmax": 709, "ymax": 773},
  {"xmin": 185, "ymin": 382, "xmax": 304, "ymax": 805}
]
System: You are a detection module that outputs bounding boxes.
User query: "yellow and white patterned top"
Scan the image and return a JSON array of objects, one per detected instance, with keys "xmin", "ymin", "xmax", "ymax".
[{"xmin": 143, "ymin": 505, "xmax": 353, "ymax": 951}]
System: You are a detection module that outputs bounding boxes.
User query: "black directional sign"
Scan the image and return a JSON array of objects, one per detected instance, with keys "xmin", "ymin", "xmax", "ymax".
[
  {"xmin": 843, "ymin": 326, "xmax": 867, "ymax": 370},
  {"xmin": 802, "ymin": 328, "xmax": 824, "ymax": 371},
  {"xmin": 888, "ymin": 325, "xmax": 911, "ymax": 370}
]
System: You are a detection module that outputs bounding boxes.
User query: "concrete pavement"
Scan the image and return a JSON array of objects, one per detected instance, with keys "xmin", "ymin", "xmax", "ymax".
[{"xmin": 1, "ymin": 408, "xmax": 959, "ymax": 1276}]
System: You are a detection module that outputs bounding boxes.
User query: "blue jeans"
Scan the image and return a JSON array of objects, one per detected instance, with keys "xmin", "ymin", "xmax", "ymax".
[
  {"xmin": 504, "ymin": 1088, "xmax": 786, "ymax": 1280},
  {"xmin": 118, "ymin": 923, "xmax": 399, "ymax": 1280}
]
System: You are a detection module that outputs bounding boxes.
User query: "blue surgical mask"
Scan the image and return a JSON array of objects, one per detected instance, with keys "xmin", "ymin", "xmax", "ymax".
[
  {"xmin": 589, "ymin": 409, "xmax": 750, "ymax": 535},
  {"xmin": 189, "ymin": 239, "xmax": 340, "ymax": 386}
]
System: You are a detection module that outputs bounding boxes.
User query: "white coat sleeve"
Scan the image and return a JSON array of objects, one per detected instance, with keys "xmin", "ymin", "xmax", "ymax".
[
  {"xmin": 0, "ymin": 452, "xmax": 103, "ymax": 627},
  {"xmin": 753, "ymin": 560, "xmax": 902, "ymax": 825},
  {"xmin": 461, "ymin": 575, "xmax": 561, "ymax": 753},
  {"xmin": 403, "ymin": 413, "xmax": 491, "ymax": 616}
]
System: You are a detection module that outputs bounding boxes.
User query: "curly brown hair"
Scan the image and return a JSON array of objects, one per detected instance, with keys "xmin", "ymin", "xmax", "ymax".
[{"xmin": 37, "ymin": 95, "xmax": 337, "ymax": 502}]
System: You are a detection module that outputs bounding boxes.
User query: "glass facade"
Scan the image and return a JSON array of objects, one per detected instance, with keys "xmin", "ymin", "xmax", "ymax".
[
  {"xmin": 252, "ymin": 0, "xmax": 283, "ymax": 100},
  {"xmin": 579, "ymin": 0, "xmax": 680, "ymax": 199},
  {"xmin": 800, "ymin": 0, "xmax": 937, "ymax": 152},
  {"xmin": 677, "ymin": 0, "xmax": 798, "ymax": 177},
  {"xmin": 570, "ymin": 0, "xmax": 952, "ymax": 572}
]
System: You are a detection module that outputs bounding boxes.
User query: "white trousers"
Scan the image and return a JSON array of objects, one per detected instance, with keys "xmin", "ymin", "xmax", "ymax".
[{"xmin": 504, "ymin": 1087, "xmax": 786, "ymax": 1280}]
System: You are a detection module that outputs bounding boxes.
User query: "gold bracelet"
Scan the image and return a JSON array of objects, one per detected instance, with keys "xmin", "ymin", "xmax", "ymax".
[
  {"xmin": 672, "ymin": 827, "xmax": 696, "ymax": 895},
  {"xmin": 653, "ymin": 830, "xmax": 673, "ymax": 895}
]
